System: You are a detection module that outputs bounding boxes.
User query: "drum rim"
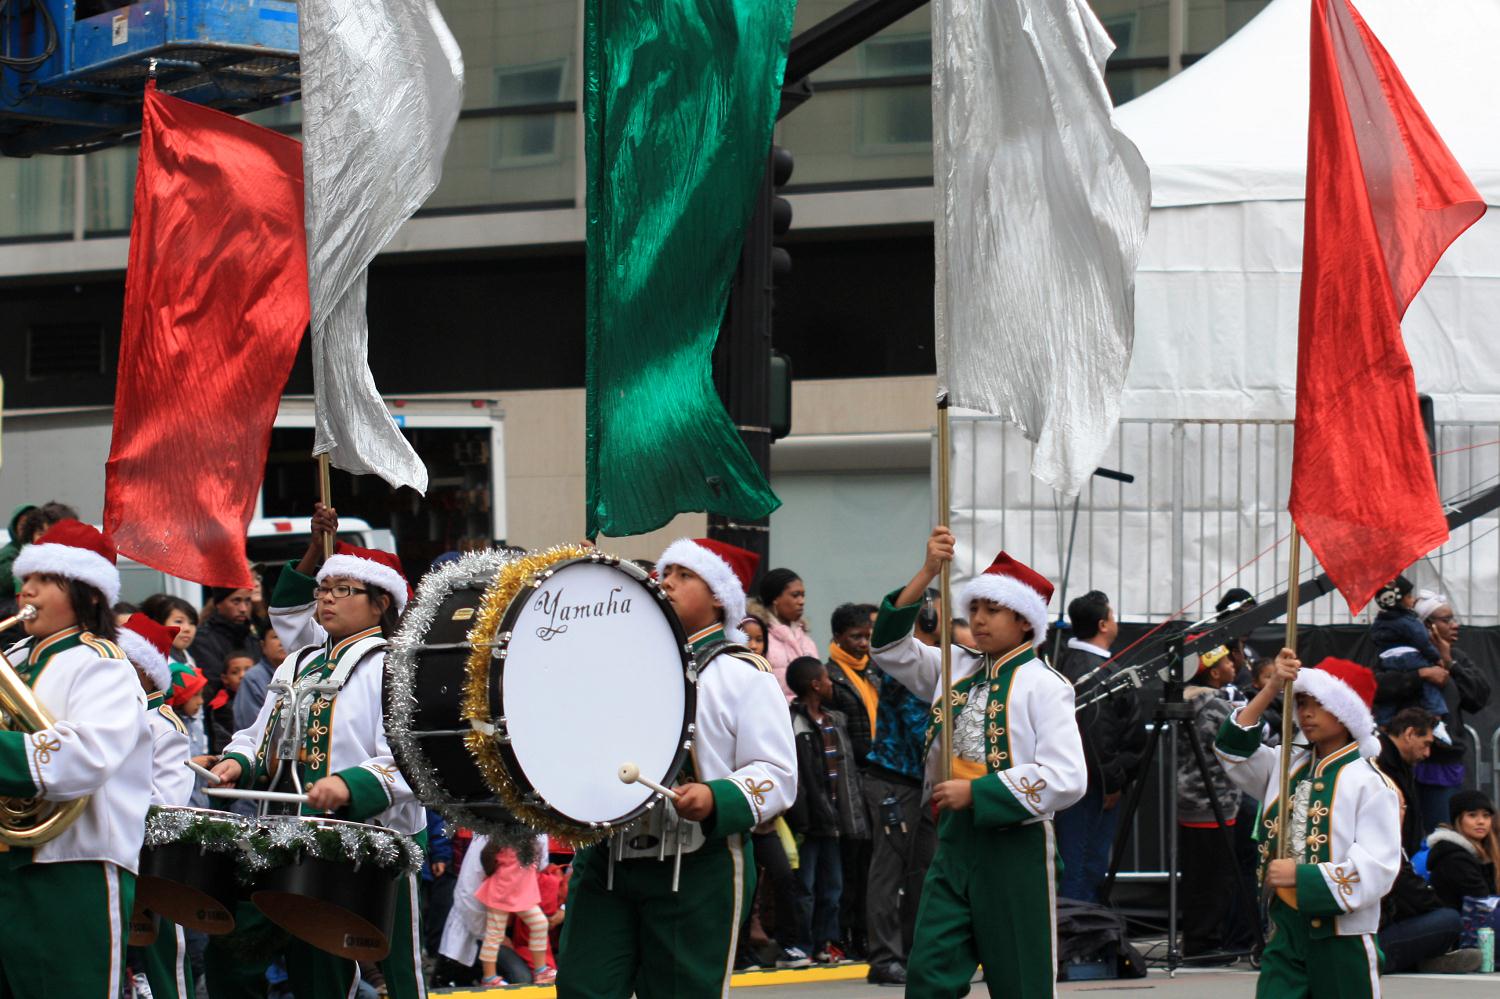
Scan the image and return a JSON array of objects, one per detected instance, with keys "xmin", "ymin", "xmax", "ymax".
[
  {"xmin": 383, "ymin": 547, "xmax": 528, "ymax": 837},
  {"xmin": 486, "ymin": 554, "xmax": 698, "ymax": 836}
]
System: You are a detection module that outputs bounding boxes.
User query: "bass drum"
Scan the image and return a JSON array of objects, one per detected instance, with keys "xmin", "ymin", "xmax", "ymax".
[
  {"xmin": 386, "ymin": 546, "xmax": 698, "ymax": 843},
  {"xmin": 384, "ymin": 548, "xmax": 531, "ymax": 834},
  {"xmin": 479, "ymin": 552, "xmax": 697, "ymax": 837}
]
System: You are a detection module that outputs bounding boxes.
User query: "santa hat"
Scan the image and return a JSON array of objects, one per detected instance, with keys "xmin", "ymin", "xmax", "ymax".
[
  {"xmin": 166, "ymin": 660, "xmax": 208, "ymax": 709},
  {"xmin": 1294, "ymin": 657, "xmax": 1380, "ymax": 756},
  {"xmin": 317, "ymin": 543, "xmax": 411, "ymax": 615},
  {"xmin": 13, "ymin": 519, "xmax": 121, "ymax": 606},
  {"xmin": 118, "ymin": 613, "xmax": 178, "ymax": 693},
  {"xmin": 656, "ymin": 538, "xmax": 760, "ymax": 644},
  {"xmin": 961, "ymin": 552, "xmax": 1053, "ymax": 647}
]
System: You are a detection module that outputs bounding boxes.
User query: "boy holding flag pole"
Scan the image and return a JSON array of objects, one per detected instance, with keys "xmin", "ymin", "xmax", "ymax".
[{"xmin": 1250, "ymin": 0, "xmax": 1486, "ymax": 995}]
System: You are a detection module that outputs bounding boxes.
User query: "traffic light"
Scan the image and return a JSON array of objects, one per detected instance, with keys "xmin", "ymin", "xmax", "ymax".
[
  {"xmin": 769, "ymin": 144, "xmax": 794, "ymax": 286},
  {"xmin": 709, "ymin": 144, "xmax": 796, "ymax": 559},
  {"xmin": 770, "ymin": 350, "xmax": 792, "ymax": 440}
]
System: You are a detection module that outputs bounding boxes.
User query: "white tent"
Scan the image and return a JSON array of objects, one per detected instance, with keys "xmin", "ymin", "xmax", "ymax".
[
  {"xmin": 951, "ymin": 0, "xmax": 1500, "ymax": 625},
  {"xmin": 1115, "ymin": 0, "xmax": 1500, "ymax": 420}
]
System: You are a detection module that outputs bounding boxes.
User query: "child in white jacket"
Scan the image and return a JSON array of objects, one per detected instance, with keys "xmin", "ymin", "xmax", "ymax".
[{"xmin": 1215, "ymin": 649, "xmax": 1400, "ymax": 998}]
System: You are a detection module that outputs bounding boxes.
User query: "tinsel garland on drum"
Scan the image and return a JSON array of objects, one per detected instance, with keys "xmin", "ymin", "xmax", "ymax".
[
  {"xmin": 143, "ymin": 805, "xmax": 423, "ymax": 881},
  {"xmin": 461, "ymin": 543, "xmax": 598, "ymax": 842},
  {"xmin": 383, "ymin": 547, "xmax": 569, "ymax": 860},
  {"xmin": 386, "ymin": 544, "xmax": 697, "ymax": 851}
]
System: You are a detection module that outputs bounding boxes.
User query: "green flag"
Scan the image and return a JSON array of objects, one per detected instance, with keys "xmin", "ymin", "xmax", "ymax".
[{"xmin": 584, "ymin": 0, "xmax": 796, "ymax": 539}]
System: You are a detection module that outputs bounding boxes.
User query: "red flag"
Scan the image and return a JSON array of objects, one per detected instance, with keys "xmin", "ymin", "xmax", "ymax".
[
  {"xmin": 1289, "ymin": 0, "xmax": 1485, "ymax": 613},
  {"xmin": 104, "ymin": 88, "xmax": 308, "ymax": 588}
]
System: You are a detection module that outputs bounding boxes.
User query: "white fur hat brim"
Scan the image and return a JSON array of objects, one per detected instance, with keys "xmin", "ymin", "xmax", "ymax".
[
  {"xmin": 13, "ymin": 542, "xmax": 121, "ymax": 606},
  {"xmin": 656, "ymin": 539, "xmax": 747, "ymax": 644},
  {"xmin": 961, "ymin": 574, "xmax": 1050, "ymax": 649},
  {"xmin": 318, "ymin": 554, "xmax": 408, "ymax": 614},
  {"xmin": 1294, "ymin": 668, "xmax": 1381, "ymax": 757},
  {"xmin": 117, "ymin": 628, "xmax": 173, "ymax": 693}
]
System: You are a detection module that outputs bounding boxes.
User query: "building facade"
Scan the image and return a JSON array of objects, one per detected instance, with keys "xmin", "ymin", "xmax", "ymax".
[{"xmin": 0, "ymin": 0, "xmax": 1270, "ymax": 642}]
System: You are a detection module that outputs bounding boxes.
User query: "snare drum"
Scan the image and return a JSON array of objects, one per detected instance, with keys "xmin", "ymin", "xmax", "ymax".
[
  {"xmin": 136, "ymin": 805, "xmax": 244, "ymax": 935},
  {"xmin": 249, "ymin": 815, "xmax": 414, "ymax": 962},
  {"xmin": 387, "ymin": 547, "xmax": 699, "ymax": 842}
]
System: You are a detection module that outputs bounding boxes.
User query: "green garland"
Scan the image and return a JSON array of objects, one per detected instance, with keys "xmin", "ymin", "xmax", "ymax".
[{"xmin": 144, "ymin": 807, "xmax": 423, "ymax": 885}]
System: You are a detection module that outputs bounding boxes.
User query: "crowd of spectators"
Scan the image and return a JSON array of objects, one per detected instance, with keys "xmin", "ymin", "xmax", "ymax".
[{"xmin": 5, "ymin": 500, "xmax": 1496, "ymax": 990}]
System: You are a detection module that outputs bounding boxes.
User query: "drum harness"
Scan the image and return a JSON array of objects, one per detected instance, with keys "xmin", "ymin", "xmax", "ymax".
[
  {"xmin": 261, "ymin": 634, "xmax": 388, "ymax": 815},
  {"xmin": 607, "ymin": 638, "xmax": 753, "ymax": 893}
]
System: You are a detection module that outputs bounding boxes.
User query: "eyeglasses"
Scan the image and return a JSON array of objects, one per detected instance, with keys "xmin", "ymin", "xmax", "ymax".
[{"xmin": 314, "ymin": 584, "xmax": 371, "ymax": 600}]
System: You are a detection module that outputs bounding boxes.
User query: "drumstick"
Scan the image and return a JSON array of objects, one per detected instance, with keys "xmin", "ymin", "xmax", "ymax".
[
  {"xmin": 205, "ymin": 787, "xmax": 311, "ymax": 805},
  {"xmin": 186, "ymin": 759, "xmax": 223, "ymax": 784},
  {"xmin": 617, "ymin": 763, "xmax": 679, "ymax": 801}
]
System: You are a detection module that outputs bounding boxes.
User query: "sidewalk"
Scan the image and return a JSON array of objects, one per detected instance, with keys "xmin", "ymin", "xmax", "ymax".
[{"xmin": 430, "ymin": 962, "xmax": 1500, "ymax": 997}]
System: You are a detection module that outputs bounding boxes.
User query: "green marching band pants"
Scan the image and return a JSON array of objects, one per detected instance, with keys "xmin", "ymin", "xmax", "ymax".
[
  {"xmin": 1256, "ymin": 898, "xmax": 1381, "ymax": 999},
  {"xmin": 557, "ymin": 835, "xmax": 756, "ymax": 999},
  {"xmin": 905, "ymin": 810, "xmax": 1058, "ymax": 999},
  {"xmin": 0, "ymin": 850, "xmax": 135, "ymax": 998}
]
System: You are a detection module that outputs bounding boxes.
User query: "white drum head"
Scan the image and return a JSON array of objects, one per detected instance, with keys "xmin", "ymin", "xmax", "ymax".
[{"xmin": 500, "ymin": 560, "xmax": 689, "ymax": 826}]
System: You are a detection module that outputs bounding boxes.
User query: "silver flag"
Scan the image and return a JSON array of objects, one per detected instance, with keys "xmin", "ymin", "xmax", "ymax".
[
  {"xmin": 933, "ymin": 0, "xmax": 1150, "ymax": 496},
  {"xmin": 301, "ymin": 0, "xmax": 464, "ymax": 492}
]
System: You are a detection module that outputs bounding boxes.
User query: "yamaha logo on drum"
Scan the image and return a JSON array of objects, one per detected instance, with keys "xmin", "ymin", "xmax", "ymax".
[{"xmin": 531, "ymin": 585, "xmax": 633, "ymax": 640}]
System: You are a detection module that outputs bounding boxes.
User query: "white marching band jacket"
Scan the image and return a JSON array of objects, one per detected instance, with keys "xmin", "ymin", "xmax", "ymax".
[
  {"xmin": 221, "ymin": 633, "xmax": 424, "ymax": 837},
  {"xmin": 0, "ymin": 631, "xmax": 153, "ymax": 871},
  {"xmin": 690, "ymin": 638, "xmax": 798, "ymax": 832},
  {"xmin": 1216, "ymin": 712, "xmax": 1400, "ymax": 936},
  {"xmin": 871, "ymin": 625, "xmax": 1087, "ymax": 823},
  {"xmin": 146, "ymin": 692, "xmax": 194, "ymax": 807}
]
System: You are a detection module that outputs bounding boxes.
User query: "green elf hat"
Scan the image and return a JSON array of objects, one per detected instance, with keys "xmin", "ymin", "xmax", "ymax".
[{"xmin": 167, "ymin": 660, "xmax": 207, "ymax": 708}]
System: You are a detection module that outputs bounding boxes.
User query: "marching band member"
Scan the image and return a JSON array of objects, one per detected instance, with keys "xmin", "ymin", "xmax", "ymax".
[
  {"xmin": 869, "ymin": 527, "xmax": 1086, "ymax": 999},
  {"xmin": 118, "ymin": 612, "xmax": 195, "ymax": 999},
  {"xmin": 1216, "ymin": 650, "xmax": 1400, "ymax": 999},
  {"xmin": 0, "ymin": 520, "xmax": 153, "ymax": 998},
  {"xmin": 210, "ymin": 532, "xmax": 426, "ymax": 999},
  {"xmin": 558, "ymin": 538, "xmax": 798, "ymax": 999}
]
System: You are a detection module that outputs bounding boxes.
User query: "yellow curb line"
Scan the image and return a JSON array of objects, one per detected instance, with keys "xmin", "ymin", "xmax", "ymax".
[{"xmin": 436, "ymin": 962, "xmax": 871, "ymax": 996}]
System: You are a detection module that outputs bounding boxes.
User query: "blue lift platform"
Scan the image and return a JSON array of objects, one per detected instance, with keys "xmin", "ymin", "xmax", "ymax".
[{"xmin": 0, "ymin": 0, "xmax": 299, "ymax": 156}]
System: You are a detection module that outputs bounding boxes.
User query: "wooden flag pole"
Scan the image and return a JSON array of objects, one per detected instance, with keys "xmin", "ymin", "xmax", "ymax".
[
  {"xmin": 1275, "ymin": 523, "xmax": 1302, "ymax": 907},
  {"xmin": 317, "ymin": 453, "xmax": 334, "ymax": 560},
  {"xmin": 937, "ymin": 396, "xmax": 954, "ymax": 781}
]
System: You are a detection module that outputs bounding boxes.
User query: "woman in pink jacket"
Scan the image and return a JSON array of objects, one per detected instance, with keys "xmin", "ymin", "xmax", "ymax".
[{"xmin": 759, "ymin": 567, "xmax": 818, "ymax": 701}]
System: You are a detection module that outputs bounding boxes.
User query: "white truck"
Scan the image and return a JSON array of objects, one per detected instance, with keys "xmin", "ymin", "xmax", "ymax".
[
  {"xmin": 2, "ymin": 517, "xmax": 396, "ymax": 605},
  {"xmin": 0, "ymin": 395, "xmax": 506, "ymax": 585}
]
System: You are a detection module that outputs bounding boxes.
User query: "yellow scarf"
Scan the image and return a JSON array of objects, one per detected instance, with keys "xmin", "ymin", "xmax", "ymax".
[{"xmin": 828, "ymin": 642, "xmax": 879, "ymax": 732}]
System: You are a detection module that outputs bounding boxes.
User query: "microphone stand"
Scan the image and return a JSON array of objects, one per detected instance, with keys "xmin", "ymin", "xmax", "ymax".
[
  {"xmin": 1049, "ymin": 466, "xmax": 1134, "ymax": 664},
  {"xmin": 1095, "ymin": 633, "xmax": 1265, "ymax": 973}
]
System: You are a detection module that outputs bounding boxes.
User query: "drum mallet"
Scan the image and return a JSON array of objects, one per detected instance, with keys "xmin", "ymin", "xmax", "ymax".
[
  {"xmin": 206, "ymin": 787, "xmax": 311, "ymax": 805},
  {"xmin": 617, "ymin": 763, "xmax": 679, "ymax": 801},
  {"xmin": 186, "ymin": 759, "xmax": 223, "ymax": 785}
]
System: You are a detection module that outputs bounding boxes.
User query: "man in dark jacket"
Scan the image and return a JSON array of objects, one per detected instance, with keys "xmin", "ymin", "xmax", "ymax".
[
  {"xmin": 862, "ymin": 627, "xmax": 937, "ymax": 986},
  {"xmin": 1054, "ymin": 591, "xmax": 1144, "ymax": 903},
  {"xmin": 1375, "ymin": 707, "xmax": 1437, "ymax": 854},
  {"xmin": 189, "ymin": 586, "xmax": 262, "ymax": 691}
]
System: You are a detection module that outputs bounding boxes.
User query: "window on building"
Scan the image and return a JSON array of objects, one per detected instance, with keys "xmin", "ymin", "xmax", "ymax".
[
  {"xmin": 855, "ymin": 35, "xmax": 932, "ymax": 154},
  {"xmin": 492, "ymin": 61, "xmax": 568, "ymax": 169}
]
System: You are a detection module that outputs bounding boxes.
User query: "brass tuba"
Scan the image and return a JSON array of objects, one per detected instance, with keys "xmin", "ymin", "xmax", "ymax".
[{"xmin": 0, "ymin": 604, "xmax": 88, "ymax": 846}]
